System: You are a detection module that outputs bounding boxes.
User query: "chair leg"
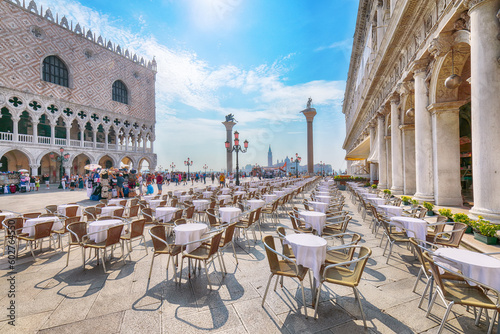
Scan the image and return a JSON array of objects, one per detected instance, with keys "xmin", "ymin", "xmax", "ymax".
[
  {"xmin": 300, "ymin": 280, "xmax": 308, "ymax": 318},
  {"xmin": 426, "ymin": 290, "xmax": 439, "ymax": 317},
  {"xmin": 219, "ymin": 250, "xmax": 227, "ymax": 274},
  {"xmin": 413, "ymin": 267, "xmax": 423, "ymax": 293},
  {"xmin": 66, "ymin": 244, "xmax": 71, "ymax": 267},
  {"xmin": 179, "ymin": 255, "xmax": 185, "ymax": 283},
  {"xmin": 203, "ymin": 260, "xmax": 212, "ymax": 290},
  {"xmin": 353, "ymin": 287, "xmax": 367, "ymax": 328},
  {"xmin": 231, "ymin": 242, "xmax": 238, "ymax": 264},
  {"xmin": 121, "ymin": 242, "xmax": 126, "ymax": 264},
  {"xmin": 148, "ymin": 254, "xmax": 155, "ymax": 279},
  {"xmin": 142, "ymin": 236, "xmax": 148, "ymax": 255},
  {"xmin": 437, "ymin": 302, "xmax": 454, "ymax": 334},
  {"xmin": 385, "ymin": 243, "xmax": 394, "ymax": 264},
  {"xmin": 261, "ymin": 273, "xmax": 274, "ymax": 306},
  {"xmin": 418, "ymin": 277, "xmax": 432, "ymax": 309},
  {"xmin": 313, "ymin": 282, "xmax": 323, "ymax": 319},
  {"xmin": 486, "ymin": 310, "xmax": 498, "ymax": 334},
  {"xmin": 101, "ymin": 249, "xmax": 107, "ymax": 273},
  {"xmin": 29, "ymin": 241, "xmax": 36, "ymax": 259}
]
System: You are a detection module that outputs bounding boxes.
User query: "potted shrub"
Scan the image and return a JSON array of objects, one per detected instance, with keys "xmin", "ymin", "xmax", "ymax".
[
  {"xmin": 401, "ymin": 196, "xmax": 412, "ymax": 205},
  {"xmin": 423, "ymin": 202, "xmax": 435, "ymax": 216},
  {"xmin": 473, "ymin": 217, "xmax": 500, "ymax": 245},
  {"xmin": 333, "ymin": 175, "xmax": 351, "ymax": 190},
  {"xmin": 453, "ymin": 213, "xmax": 473, "ymax": 233},
  {"xmin": 371, "ymin": 184, "xmax": 377, "ymax": 190},
  {"xmin": 411, "ymin": 199, "xmax": 419, "ymax": 208},
  {"xmin": 383, "ymin": 189, "xmax": 391, "ymax": 199},
  {"xmin": 438, "ymin": 208, "xmax": 453, "ymax": 222},
  {"xmin": 364, "ymin": 182, "xmax": 370, "ymax": 187}
]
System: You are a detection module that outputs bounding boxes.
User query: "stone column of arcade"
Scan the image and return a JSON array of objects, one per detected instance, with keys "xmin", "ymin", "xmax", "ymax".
[
  {"xmin": 369, "ymin": 124, "xmax": 377, "ymax": 184},
  {"xmin": 377, "ymin": 113, "xmax": 388, "ymax": 189},
  {"xmin": 222, "ymin": 115, "xmax": 236, "ymax": 174},
  {"xmin": 390, "ymin": 94, "xmax": 404, "ymax": 195},
  {"xmin": 301, "ymin": 98, "xmax": 317, "ymax": 174},
  {"xmin": 469, "ymin": 0, "xmax": 500, "ymax": 221},
  {"xmin": 412, "ymin": 60, "xmax": 435, "ymax": 203}
]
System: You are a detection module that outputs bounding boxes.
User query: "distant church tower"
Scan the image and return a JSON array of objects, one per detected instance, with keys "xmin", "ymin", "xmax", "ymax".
[{"xmin": 268, "ymin": 145, "xmax": 273, "ymax": 167}]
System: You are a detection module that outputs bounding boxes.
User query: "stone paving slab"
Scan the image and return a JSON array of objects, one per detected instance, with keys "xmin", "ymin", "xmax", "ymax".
[{"xmin": 0, "ymin": 184, "xmax": 498, "ymax": 333}]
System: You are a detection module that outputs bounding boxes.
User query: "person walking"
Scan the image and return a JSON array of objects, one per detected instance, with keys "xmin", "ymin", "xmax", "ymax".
[
  {"xmin": 219, "ymin": 173, "xmax": 225, "ymax": 187},
  {"xmin": 156, "ymin": 173, "xmax": 164, "ymax": 195},
  {"xmin": 29, "ymin": 175, "xmax": 35, "ymax": 192},
  {"xmin": 116, "ymin": 173, "xmax": 125, "ymax": 198},
  {"xmin": 43, "ymin": 174, "xmax": 50, "ymax": 189},
  {"xmin": 211, "ymin": 173, "xmax": 215, "ymax": 184}
]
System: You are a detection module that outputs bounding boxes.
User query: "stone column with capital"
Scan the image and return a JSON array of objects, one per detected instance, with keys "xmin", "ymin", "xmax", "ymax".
[
  {"xmin": 377, "ymin": 114, "xmax": 388, "ymax": 189},
  {"xmin": 32, "ymin": 120, "xmax": 39, "ymax": 145},
  {"xmin": 429, "ymin": 101, "xmax": 464, "ymax": 206},
  {"xmin": 413, "ymin": 60, "xmax": 435, "ymax": 202},
  {"xmin": 30, "ymin": 164, "xmax": 40, "ymax": 176},
  {"xmin": 66, "ymin": 125, "xmax": 71, "ymax": 146},
  {"xmin": 104, "ymin": 129, "xmax": 109, "ymax": 150},
  {"xmin": 390, "ymin": 95, "xmax": 404, "ymax": 194},
  {"xmin": 50, "ymin": 123, "xmax": 56, "ymax": 146},
  {"xmin": 12, "ymin": 115, "xmax": 19, "ymax": 142},
  {"xmin": 401, "ymin": 124, "xmax": 416, "ymax": 195},
  {"xmin": 369, "ymin": 124, "xmax": 378, "ymax": 183},
  {"xmin": 301, "ymin": 106, "xmax": 317, "ymax": 174},
  {"xmin": 468, "ymin": 0, "xmax": 500, "ymax": 221},
  {"xmin": 222, "ymin": 120, "xmax": 236, "ymax": 174}
]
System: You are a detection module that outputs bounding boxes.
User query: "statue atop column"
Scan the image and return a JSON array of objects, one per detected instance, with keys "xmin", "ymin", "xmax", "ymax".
[
  {"xmin": 306, "ymin": 97, "xmax": 312, "ymax": 109},
  {"xmin": 225, "ymin": 114, "xmax": 237, "ymax": 123}
]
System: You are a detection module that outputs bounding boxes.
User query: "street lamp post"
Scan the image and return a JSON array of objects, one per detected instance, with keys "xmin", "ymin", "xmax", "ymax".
[
  {"xmin": 184, "ymin": 158, "xmax": 193, "ymax": 180},
  {"xmin": 320, "ymin": 161, "xmax": 326, "ymax": 176},
  {"xmin": 203, "ymin": 164, "xmax": 208, "ymax": 173},
  {"xmin": 170, "ymin": 162, "xmax": 176, "ymax": 172},
  {"xmin": 225, "ymin": 131, "xmax": 249, "ymax": 186},
  {"xmin": 290, "ymin": 153, "xmax": 301, "ymax": 177},
  {"xmin": 50, "ymin": 147, "xmax": 70, "ymax": 189}
]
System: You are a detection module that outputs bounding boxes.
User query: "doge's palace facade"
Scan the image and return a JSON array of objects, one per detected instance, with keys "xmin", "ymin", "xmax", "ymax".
[
  {"xmin": 0, "ymin": 0, "xmax": 157, "ymax": 181},
  {"xmin": 342, "ymin": 0, "xmax": 500, "ymax": 221}
]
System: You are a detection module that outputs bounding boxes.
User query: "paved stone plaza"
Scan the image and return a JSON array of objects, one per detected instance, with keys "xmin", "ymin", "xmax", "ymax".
[{"xmin": 0, "ymin": 183, "xmax": 497, "ymax": 333}]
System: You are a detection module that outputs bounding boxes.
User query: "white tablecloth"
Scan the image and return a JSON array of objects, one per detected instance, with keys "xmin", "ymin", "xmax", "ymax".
[
  {"xmin": 362, "ymin": 193, "xmax": 378, "ymax": 199},
  {"xmin": 308, "ymin": 201, "xmax": 328, "ymax": 213},
  {"xmin": 193, "ymin": 200, "xmax": 210, "ymax": 211},
  {"xmin": 316, "ymin": 191, "xmax": 330, "ymax": 196},
  {"xmin": 263, "ymin": 194, "xmax": 277, "ymax": 203},
  {"xmin": 221, "ymin": 188, "xmax": 232, "ymax": 195},
  {"xmin": 142, "ymin": 195, "xmax": 155, "ymax": 203},
  {"xmin": 298, "ymin": 211, "xmax": 327, "ymax": 235},
  {"xmin": 180, "ymin": 195, "xmax": 192, "ymax": 202},
  {"xmin": 100, "ymin": 206, "xmax": 123, "ymax": 217},
  {"xmin": 274, "ymin": 190, "xmax": 285, "ymax": 197},
  {"xmin": 0, "ymin": 212, "xmax": 17, "ymax": 223},
  {"xmin": 108, "ymin": 198, "xmax": 127, "ymax": 206},
  {"xmin": 219, "ymin": 207, "xmax": 242, "ymax": 223},
  {"xmin": 378, "ymin": 205, "xmax": 403, "ymax": 217},
  {"xmin": 315, "ymin": 195, "xmax": 332, "ymax": 204},
  {"xmin": 356, "ymin": 188, "xmax": 370, "ymax": 194},
  {"xmin": 285, "ymin": 234, "xmax": 326, "ymax": 287},
  {"xmin": 174, "ymin": 223, "xmax": 208, "ymax": 253},
  {"xmin": 173, "ymin": 190, "xmax": 183, "ymax": 197},
  {"xmin": 368, "ymin": 197, "xmax": 386, "ymax": 207},
  {"xmin": 247, "ymin": 199, "xmax": 265, "ymax": 210},
  {"xmin": 218, "ymin": 195, "xmax": 232, "ymax": 204},
  {"xmin": 88, "ymin": 219, "xmax": 123, "ymax": 243},
  {"xmin": 203, "ymin": 191, "xmax": 213, "ymax": 199},
  {"xmin": 149, "ymin": 199, "xmax": 164, "ymax": 210},
  {"xmin": 435, "ymin": 248, "xmax": 500, "ymax": 292},
  {"xmin": 390, "ymin": 216, "xmax": 427, "ymax": 241},
  {"xmin": 234, "ymin": 191, "xmax": 246, "ymax": 197},
  {"xmin": 155, "ymin": 207, "xmax": 179, "ymax": 223},
  {"xmin": 57, "ymin": 204, "xmax": 82, "ymax": 217},
  {"xmin": 22, "ymin": 217, "xmax": 62, "ymax": 237}
]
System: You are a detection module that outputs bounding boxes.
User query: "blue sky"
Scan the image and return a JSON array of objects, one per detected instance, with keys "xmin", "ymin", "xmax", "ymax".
[{"xmin": 37, "ymin": 0, "xmax": 358, "ymax": 172}]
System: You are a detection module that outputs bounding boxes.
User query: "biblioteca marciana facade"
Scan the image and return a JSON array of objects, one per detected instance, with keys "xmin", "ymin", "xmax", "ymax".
[
  {"xmin": 0, "ymin": 0, "xmax": 158, "ymax": 182},
  {"xmin": 342, "ymin": 0, "xmax": 500, "ymax": 221}
]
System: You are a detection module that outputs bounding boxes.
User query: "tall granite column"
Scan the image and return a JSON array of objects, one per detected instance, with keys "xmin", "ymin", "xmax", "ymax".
[
  {"xmin": 390, "ymin": 94, "xmax": 403, "ymax": 194},
  {"xmin": 412, "ymin": 60, "xmax": 434, "ymax": 202},
  {"xmin": 301, "ymin": 107, "xmax": 317, "ymax": 174},
  {"xmin": 222, "ymin": 120, "xmax": 236, "ymax": 174},
  {"xmin": 469, "ymin": 0, "xmax": 500, "ymax": 221},
  {"xmin": 377, "ymin": 113, "xmax": 388, "ymax": 189}
]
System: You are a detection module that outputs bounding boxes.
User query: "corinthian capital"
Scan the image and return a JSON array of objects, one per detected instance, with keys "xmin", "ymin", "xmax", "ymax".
[
  {"xmin": 397, "ymin": 81, "xmax": 414, "ymax": 96},
  {"xmin": 465, "ymin": 0, "xmax": 488, "ymax": 10},
  {"xmin": 411, "ymin": 59, "xmax": 429, "ymax": 75},
  {"xmin": 428, "ymin": 34, "xmax": 453, "ymax": 58}
]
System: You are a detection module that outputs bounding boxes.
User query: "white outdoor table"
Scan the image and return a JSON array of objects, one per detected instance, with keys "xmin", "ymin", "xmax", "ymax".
[
  {"xmin": 217, "ymin": 195, "xmax": 232, "ymax": 204},
  {"xmin": 192, "ymin": 199, "xmax": 210, "ymax": 211},
  {"xmin": 390, "ymin": 216, "xmax": 428, "ymax": 241},
  {"xmin": 155, "ymin": 207, "xmax": 179, "ymax": 223},
  {"xmin": 174, "ymin": 223, "xmax": 208, "ymax": 253},
  {"xmin": 317, "ymin": 187, "xmax": 331, "ymax": 192},
  {"xmin": 57, "ymin": 204, "xmax": 82, "ymax": 217},
  {"xmin": 88, "ymin": 219, "xmax": 123, "ymax": 243},
  {"xmin": 368, "ymin": 197, "xmax": 386, "ymax": 207},
  {"xmin": 309, "ymin": 201, "xmax": 328, "ymax": 213},
  {"xmin": 100, "ymin": 206, "xmax": 123, "ymax": 217},
  {"xmin": 180, "ymin": 195, "xmax": 192, "ymax": 202},
  {"xmin": 234, "ymin": 191, "xmax": 246, "ymax": 197},
  {"xmin": 203, "ymin": 191, "xmax": 213, "ymax": 199},
  {"xmin": 316, "ymin": 191, "xmax": 330, "ymax": 196},
  {"xmin": 315, "ymin": 195, "xmax": 332, "ymax": 204},
  {"xmin": 149, "ymin": 199, "xmax": 164, "ymax": 210},
  {"xmin": 248, "ymin": 188, "xmax": 258, "ymax": 192},
  {"xmin": 209, "ymin": 185, "xmax": 219, "ymax": 190},
  {"xmin": 221, "ymin": 188, "xmax": 232, "ymax": 195},
  {"xmin": 274, "ymin": 190, "xmax": 286, "ymax": 197},
  {"xmin": 263, "ymin": 194, "xmax": 277, "ymax": 203},
  {"xmin": 247, "ymin": 199, "xmax": 265, "ymax": 210},
  {"xmin": 434, "ymin": 248, "xmax": 500, "ymax": 292},
  {"xmin": 362, "ymin": 193, "xmax": 378, "ymax": 199},
  {"xmin": 356, "ymin": 188, "xmax": 370, "ymax": 194},
  {"xmin": 193, "ymin": 188, "xmax": 203, "ymax": 193},
  {"xmin": 173, "ymin": 190, "xmax": 183, "ymax": 197},
  {"xmin": 1, "ymin": 212, "xmax": 18, "ymax": 222},
  {"xmin": 298, "ymin": 211, "xmax": 327, "ymax": 235},
  {"xmin": 108, "ymin": 198, "xmax": 127, "ymax": 206},
  {"xmin": 142, "ymin": 195, "xmax": 155, "ymax": 203},
  {"xmin": 378, "ymin": 205, "xmax": 403, "ymax": 217},
  {"xmin": 219, "ymin": 207, "xmax": 242, "ymax": 223},
  {"xmin": 285, "ymin": 234, "xmax": 326, "ymax": 286},
  {"xmin": 22, "ymin": 216, "xmax": 62, "ymax": 237}
]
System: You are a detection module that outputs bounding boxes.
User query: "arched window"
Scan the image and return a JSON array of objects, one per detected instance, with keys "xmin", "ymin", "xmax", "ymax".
[
  {"xmin": 112, "ymin": 80, "xmax": 128, "ymax": 104},
  {"xmin": 42, "ymin": 56, "xmax": 69, "ymax": 87}
]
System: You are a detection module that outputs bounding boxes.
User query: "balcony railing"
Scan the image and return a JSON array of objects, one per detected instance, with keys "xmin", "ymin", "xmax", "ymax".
[
  {"xmin": 38, "ymin": 136, "xmax": 51, "ymax": 144},
  {"xmin": 70, "ymin": 140, "xmax": 81, "ymax": 147},
  {"xmin": 18, "ymin": 134, "xmax": 33, "ymax": 143},
  {"xmin": 96, "ymin": 143, "xmax": 105, "ymax": 149},
  {"xmin": 55, "ymin": 138, "xmax": 67, "ymax": 146},
  {"xmin": 84, "ymin": 141, "xmax": 94, "ymax": 148},
  {"xmin": 0, "ymin": 132, "xmax": 13, "ymax": 141}
]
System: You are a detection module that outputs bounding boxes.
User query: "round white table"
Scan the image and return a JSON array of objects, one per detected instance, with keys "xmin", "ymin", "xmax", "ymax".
[
  {"xmin": 149, "ymin": 199, "xmax": 164, "ymax": 210},
  {"xmin": 192, "ymin": 199, "xmax": 210, "ymax": 211},
  {"xmin": 180, "ymin": 195, "xmax": 192, "ymax": 202},
  {"xmin": 368, "ymin": 197, "xmax": 386, "ymax": 206},
  {"xmin": 390, "ymin": 216, "xmax": 427, "ymax": 241},
  {"xmin": 88, "ymin": 219, "xmax": 123, "ymax": 243},
  {"xmin": 356, "ymin": 188, "xmax": 370, "ymax": 194},
  {"xmin": 234, "ymin": 191, "xmax": 246, "ymax": 197},
  {"xmin": 218, "ymin": 195, "xmax": 232, "ymax": 204},
  {"xmin": 274, "ymin": 191, "xmax": 286, "ymax": 197},
  {"xmin": 100, "ymin": 206, "xmax": 123, "ymax": 217},
  {"xmin": 219, "ymin": 207, "xmax": 242, "ymax": 223},
  {"xmin": 0, "ymin": 212, "xmax": 18, "ymax": 223},
  {"xmin": 285, "ymin": 234, "xmax": 326, "ymax": 286},
  {"xmin": 298, "ymin": 211, "xmax": 327, "ymax": 235},
  {"xmin": 263, "ymin": 194, "xmax": 277, "ymax": 203},
  {"xmin": 378, "ymin": 205, "xmax": 403, "ymax": 217},
  {"xmin": 57, "ymin": 204, "xmax": 82, "ymax": 217},
  {"xmin": 315, "ymin": 195, "xmax": 332, "ymax": 204},
  {"xmin": 173, "ymin": 190, "xmax": 183, "ymax": 197},
  {"xmin": 108, "ymin": 198, "xmax": 127, "ymax": 206},
  {"xmin": 434, "ymin": 248, "xmax": 500, "ymax": 291},
  {"xmin": 247, "ymin": 199, "xmax": 265, "ymax": 210},
  {"xmin": 308, "ymin": 201, "xmax": 328, "ymax": 213},
  {"xmin": 22, "ymin": 217, "xmax": 62, "ymax": 237},
  {"xmin": 202, "ymin": 191, "xmax": 213, "ymax": 199},
  {"xmin": 155, "ymin": 207, "xmax": 179, "ymax": 223},
  {"xmin": 316, "ymin": 191, "xmax": 330, "ymax": 196},
  {"xmin": 142, "ymin": 195, "xmax": 155, "ymax": 203},
  {"xmin": 174, "ymin": 223, "xmax": 208, "ymax": 253},
  {"xmin": 248, "ymin": 188, "xmax": 258, "ymax": 192},
  {"xmin": 221, "ymin": 188, "xmax": 232, "ymax": 195},
  {"xmin": 362, "ymin": 193, "xmax": 378, "ymax": 199}
]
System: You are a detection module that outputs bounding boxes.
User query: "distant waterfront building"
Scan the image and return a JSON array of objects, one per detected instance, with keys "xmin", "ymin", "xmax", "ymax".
[
  {"xmin": 0, "ymin": 0, "xmax": 157, "ymax": 181},
  {"xmin": 342, "ymin": 0, "xmax": 500, "ymax": 221},
  {"xmin": 267, "ymin": 145, "xmax": 273, "ymax": 167}
]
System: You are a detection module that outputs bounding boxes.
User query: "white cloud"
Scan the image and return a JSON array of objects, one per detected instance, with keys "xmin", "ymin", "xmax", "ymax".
[{"xmin": 315, "ymin": 38, "xmax": 353, "ymax": 53}]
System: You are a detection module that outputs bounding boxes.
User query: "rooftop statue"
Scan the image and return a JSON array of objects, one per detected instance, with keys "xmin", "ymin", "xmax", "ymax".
[
  {"xmin": 225, "ymin": 114, "xmax": 236, "ymax": 123},
  {"xmin": 307, "ymin": 97, "xmax": 312, "ymax": 109}
]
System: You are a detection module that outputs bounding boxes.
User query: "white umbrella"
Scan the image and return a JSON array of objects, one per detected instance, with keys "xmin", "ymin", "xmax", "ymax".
[
  {"xmin": 18, "ymin": 169, "xmax": 29, "ymax": 173},
  {"xmin": 84, "ymin": 164, "xmax": 102, "ymax": 171}
]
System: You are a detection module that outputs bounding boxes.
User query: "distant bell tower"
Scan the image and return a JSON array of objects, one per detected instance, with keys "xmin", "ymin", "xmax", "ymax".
[{"xmin": 268, "ymin": 145, "xmax": 273, "ymax": 167}]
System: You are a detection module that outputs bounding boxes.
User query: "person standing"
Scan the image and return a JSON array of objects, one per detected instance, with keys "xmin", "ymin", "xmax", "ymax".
[
  {"xmin": 43, "ymin": 174, "xmax": 50, "ymax": 189},
  {"xmin": 35, "ymin": 176, "xmax": 40, "ymax": 191},
  {"xmin": 219, "ymin": 173, "xmax": 225, "ymax": 187},
  {"xmin": 116, "ymin": 173, "xmax": 125, "ymax": 198},
  {"xmin": 211, "ymin": 173, "xmax": 215, "ymax": 184},
  {"xmin": 61, "ymin": 174, "xmax": 66, "ymax": 190},
  {"xmin": 156, "ymin": 172, "xmax": 164, "ymax": 195},
  {"xmin": 137, "ymin": 173, "xmax": 143, "ymax": 195},
  {"xmin": 29, "ymin": 175, "xmax": 35, "ymax": 192}
]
